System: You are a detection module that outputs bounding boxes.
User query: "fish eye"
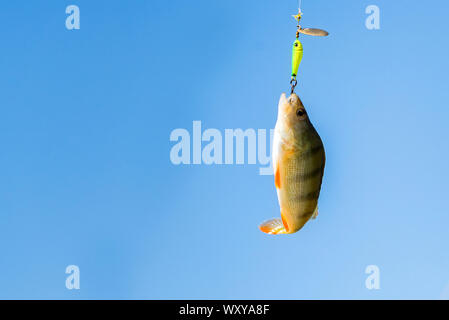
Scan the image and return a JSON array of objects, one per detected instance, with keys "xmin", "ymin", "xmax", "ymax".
[{"xmin": 296, "ymin": 109, "xmax": 306, "ymax": 117}]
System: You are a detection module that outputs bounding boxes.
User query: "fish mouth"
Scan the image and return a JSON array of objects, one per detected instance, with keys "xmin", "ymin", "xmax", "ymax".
[
  {"xmin": 278, "ymin": 93, "xmax": 298, "ymax": 117},
  {"xmin": 288, "ymin": 93, "xmax": 303, "ymax": 107},
  {"xmin": 279, "ymin": 93, "xmax": 302, "ymax": 112},
  {"xmin": 279, "ymin": 93, "xmax": 288, "ymax": 107}
]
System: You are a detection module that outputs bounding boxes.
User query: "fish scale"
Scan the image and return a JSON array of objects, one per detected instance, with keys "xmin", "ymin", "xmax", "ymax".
[{"xmin": 259, "ymin": 93, "xmax": 325, "ymax": 235}]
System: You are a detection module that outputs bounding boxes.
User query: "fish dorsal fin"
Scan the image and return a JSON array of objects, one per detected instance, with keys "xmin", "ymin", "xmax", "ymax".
[{"xmin": 311, "ymin": 206, "xmax": 319, "ymax": 220}]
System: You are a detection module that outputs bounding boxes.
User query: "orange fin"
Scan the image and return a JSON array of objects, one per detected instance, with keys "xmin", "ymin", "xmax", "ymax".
[
  {"xmin": 259, "ymin": 218, "xmax": 288, "ymax": 235},
  {"xmin": 274, "ymin": 162, "xmax": 281, "ymax": 189},
  {"xmin": 281, "ymin": 212, "xmax": 290, "ymax": 232},
  {"xmin": 311, "ymin": 206, "xmax": 318, "ymax": 220}
]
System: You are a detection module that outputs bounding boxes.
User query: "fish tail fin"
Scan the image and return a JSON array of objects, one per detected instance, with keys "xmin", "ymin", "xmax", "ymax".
[{"xmin": 259, "ymin": 218, "xmax": 289, "ymax": 235}]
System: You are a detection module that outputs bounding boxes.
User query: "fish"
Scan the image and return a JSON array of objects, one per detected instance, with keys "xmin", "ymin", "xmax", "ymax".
[{"xmin": 259, "ymin": 93, "xmax": 325, "ymax": 235}]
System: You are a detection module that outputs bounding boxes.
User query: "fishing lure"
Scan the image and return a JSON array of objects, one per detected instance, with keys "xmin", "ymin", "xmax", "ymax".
[
  {"xmin": 291, "ymin": 39, "xmax": 303, "ymax": 80},
  {"xmin": 290, "ymin": 8, "xmax": 329, "ymax": 93}
]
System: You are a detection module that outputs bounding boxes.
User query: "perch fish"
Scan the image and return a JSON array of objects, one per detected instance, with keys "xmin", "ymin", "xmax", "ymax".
[{"xmin": 259, "ymin": 93, "xmax": 325, "ymax": 235}]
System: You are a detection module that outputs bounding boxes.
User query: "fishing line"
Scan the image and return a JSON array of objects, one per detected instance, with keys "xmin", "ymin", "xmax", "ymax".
[{"xmin": 291, "ymin": 0, "xmax": 303, "ymax": 94}]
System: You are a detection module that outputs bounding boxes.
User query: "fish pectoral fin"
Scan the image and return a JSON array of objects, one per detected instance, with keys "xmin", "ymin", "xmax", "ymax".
[
  {"xmin": 274, "ymin": 160, "xmax": 281, "ymax": 189},
  {"xmin": 259, "ymin": 218, "xmax": 288, "ymax": 235},
  {"xmin": 311, "ymin": 206, "xmax": 319, "ymax": 220}
]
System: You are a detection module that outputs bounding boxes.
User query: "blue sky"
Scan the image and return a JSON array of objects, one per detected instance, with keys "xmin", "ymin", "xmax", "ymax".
[{"xmin": 0, "ymin": 0, "xmax": 448, "ymax": 299}]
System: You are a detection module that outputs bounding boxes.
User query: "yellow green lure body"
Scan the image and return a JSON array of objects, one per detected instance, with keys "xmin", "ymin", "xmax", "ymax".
[{"xmin": 291, "ymin": 39, "xmax": 303, "ymax": 79}]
